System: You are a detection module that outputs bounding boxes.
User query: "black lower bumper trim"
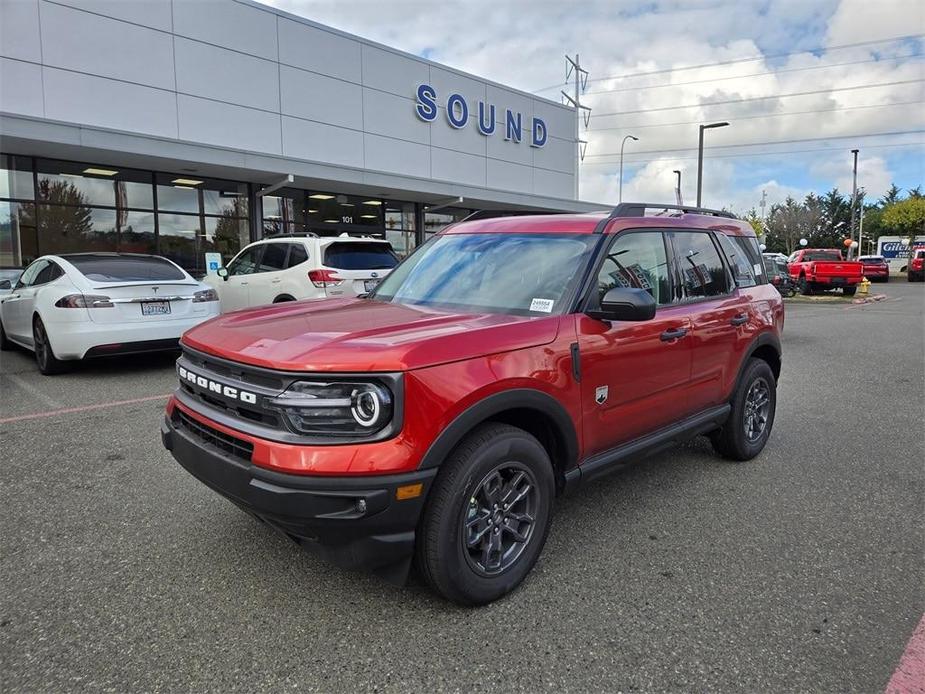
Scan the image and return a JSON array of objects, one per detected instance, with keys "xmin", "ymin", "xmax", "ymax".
[
  {"xmin": 85, "ymin": 338, "xmax": 179, "ymax": 358},
  {"xmin": 162, "ymin": 414, "xmax": 435, "ymax": 583}
]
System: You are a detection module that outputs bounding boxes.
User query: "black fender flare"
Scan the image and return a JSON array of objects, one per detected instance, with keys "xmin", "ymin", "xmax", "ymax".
[
  {"xmin": 417, "ymin": 388, "xmax": 579, "ymax": 473},
  {"xmin": 734, "ymin": 331, "xmax": 782, "ymax": 390}
]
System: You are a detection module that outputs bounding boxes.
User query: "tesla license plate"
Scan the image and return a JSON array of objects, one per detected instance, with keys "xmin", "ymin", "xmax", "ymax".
[
  {"xmin": 364, "ymin": 279, "xmax": 380, "ymax": 292},
  {"xmin": 141, "ymin": 301, "xmax": 170, "ymax": 316}
]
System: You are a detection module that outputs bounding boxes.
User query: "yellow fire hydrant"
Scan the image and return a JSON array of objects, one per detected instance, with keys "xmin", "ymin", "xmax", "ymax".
[{"xmin": 858, "ymin": 277, "xmax": 871, "ymax": 296}]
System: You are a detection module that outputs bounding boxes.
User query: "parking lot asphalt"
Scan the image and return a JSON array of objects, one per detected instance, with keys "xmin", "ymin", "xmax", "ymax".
[{"xmin": 1, "ymin": 282, "xmax": 923, "ymax": 693}]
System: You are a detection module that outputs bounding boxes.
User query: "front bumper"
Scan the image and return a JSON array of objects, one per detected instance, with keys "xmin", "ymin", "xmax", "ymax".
[{"xmin": 161, "ymin": 410, "xmax": 436, "ymax": 584}]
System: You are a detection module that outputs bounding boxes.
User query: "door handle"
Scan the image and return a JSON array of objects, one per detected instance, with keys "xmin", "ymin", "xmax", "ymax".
[
  {"xmin": 660, "ymin": 327, "xmax": 688, "ymax": 342},
  {"xmin": 730, "ymin": 313, "xmax": 748, "ymax": 326},
  {"xmin": 271, "ymin": 279, "xmax": 281, "ymax": 284}
]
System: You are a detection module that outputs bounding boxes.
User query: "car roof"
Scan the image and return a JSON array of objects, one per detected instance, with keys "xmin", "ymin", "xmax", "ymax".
[{"xmin": 444, "ymin": 211, "xmax": 756, "ymax": 237}]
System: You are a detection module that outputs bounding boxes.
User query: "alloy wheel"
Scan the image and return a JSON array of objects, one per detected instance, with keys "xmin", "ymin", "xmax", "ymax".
[
  {"xmin": 461, "ymin": 463, "xmax": 538, "ymax": 576},
  {"xmin": 743, "ymin": 377, "xmax": 771, "ymax": 443}
]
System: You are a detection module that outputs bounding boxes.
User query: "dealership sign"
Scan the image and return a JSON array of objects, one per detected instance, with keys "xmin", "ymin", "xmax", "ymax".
[
  {"xmin": 877, "ymin": 236, "xmax": 925, "ymax": 259},
  {"xmin": 415, "ymin": 84, "xmax": 548, "ymax": 148}
]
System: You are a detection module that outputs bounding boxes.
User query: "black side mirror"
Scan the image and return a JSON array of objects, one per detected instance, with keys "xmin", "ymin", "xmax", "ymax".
[
  {"xmin": 589, "ymin": 287, "xmax": 656, "ymax": 322},
  {"xmin": 0, "ymin": 280, "xmax": 10, "ymax": 290},
  {"xmin": 217, "ymin": 267, "xmax": 229, "ymax": 281}
]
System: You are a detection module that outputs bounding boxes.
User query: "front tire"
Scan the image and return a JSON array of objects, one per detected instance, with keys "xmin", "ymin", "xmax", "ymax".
[
  {"xmin": 32, "ymin": 316, "xmax": 69, "ymax": 375},
  {"xmin": 416, "ymin": 423, "xmax": 555, "ymax": 605},
  {"xmin": 710, "ymin": 358, "xmax": 777, "ymax": 461}
]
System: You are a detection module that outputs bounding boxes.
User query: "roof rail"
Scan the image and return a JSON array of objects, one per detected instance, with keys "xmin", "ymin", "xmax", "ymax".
[
  {"xmin": 264, "ymin": 231, "xmax": 319, "ymax": 239},
  {"xmin": 608, "ymin": 202, "xmax": 737, "ymax": 220},
  {"xmin": 460, "ymin": 209, "xmax": 567, "ymax": 223}
]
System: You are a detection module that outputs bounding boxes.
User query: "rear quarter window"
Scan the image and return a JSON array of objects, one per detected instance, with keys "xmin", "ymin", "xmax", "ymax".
[
  {"xmin": 323, "ymin": 242, "xmax": 398, "ymax": 270},
  {"xmin": 66, "ymin": 255, "xmax": 186, "ymax": 282}
]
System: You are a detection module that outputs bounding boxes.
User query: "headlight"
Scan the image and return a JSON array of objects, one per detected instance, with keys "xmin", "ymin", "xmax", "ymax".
[{"xmin": 266, "ymin": 381, "xmax": 393, "ymax": 436}]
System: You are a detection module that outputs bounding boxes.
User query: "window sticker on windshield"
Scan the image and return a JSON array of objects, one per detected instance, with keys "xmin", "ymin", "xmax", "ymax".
[
  {"xmin": 753, "ymin": 263, "xmax": 763, "ymax": 275},
  {"xmin": 530, "ymin": 298, "xmax": 554, "ymax": 313}
]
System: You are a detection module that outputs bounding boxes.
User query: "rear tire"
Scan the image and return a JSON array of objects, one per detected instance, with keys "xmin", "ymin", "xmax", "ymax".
[
  {"xmin": 416, "ymin": 423, "xmax": 555, "ymax": 605},
  {"xmin": 799, "ymin": 276, "xmax": 813, "ymax": 296},
  {"xmin": 710, "ymin": 358, "xmax": 776, "ymax": 462},
  {"xmin": 843, "ymin": 286, "xmax": 857, "ymax": 296},
  {"xmin": 32, "ymin": 316, "xmax": 69, "ymax": 375},
  {"xmin": 272, "ymin": 295, "xmax": 295, "ymax": 303}
]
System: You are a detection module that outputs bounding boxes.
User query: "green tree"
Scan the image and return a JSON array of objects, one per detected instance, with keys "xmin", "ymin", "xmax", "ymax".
[
  {"xmin": 881, "ymin": 197, "xmax": 925, "ymax": 235},
  {"xmin": 879, "ymin": 184, "xmax": 902, "ymax": 207}
]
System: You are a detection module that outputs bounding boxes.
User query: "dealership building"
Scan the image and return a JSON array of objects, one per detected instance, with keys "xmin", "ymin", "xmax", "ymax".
[{"xmin": 0, "ymin": 0, "xmax": 600, "ymax": 275}]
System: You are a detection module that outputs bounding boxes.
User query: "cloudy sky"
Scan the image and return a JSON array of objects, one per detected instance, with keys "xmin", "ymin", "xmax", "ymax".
[{"xmin": 265, "ymin": 0, "xmax": 923, "ymax": 212}]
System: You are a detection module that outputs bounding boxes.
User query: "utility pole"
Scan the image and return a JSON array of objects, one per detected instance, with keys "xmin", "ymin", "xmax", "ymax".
[
  {"xmin": 561, "ymin": 55, "xmax": 590, "ymax": 199},
  {"xmin": 696, "ymin": 121, "xmax": 729, "ymax": 207},
  {"xmin": 618, "ymin": 135, "xmax": 638, "ymax": 203},
  {"xmin": 673, "ymin": 170, "xmax": 683, "ymax": 205},
  {"xmin": 850, "ymin": 148, "xmax": 859, "ymax": 260},
  {"xmin": 759, "ymin": 189, "xmax": 768, "ymax": 241}
]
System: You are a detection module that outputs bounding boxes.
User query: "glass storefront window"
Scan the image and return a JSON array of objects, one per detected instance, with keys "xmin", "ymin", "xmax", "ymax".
[
  {"xmin": 119, "ymin": 210, "xmax": 157, "ymax": 255},
  {"xmin": 204, "ymin": 215, "xmax": 249, "ymax": 263},
  {"xmin": 385, "ymin": 202, "xmax": 417, "ymax": 258},
  {"xmin": 36, "ymin": 159, "xmax": 120, "ymax": 208},
  {"xmin": 37, "ymin": 205, "xmax": 118, "ymax": 254},
  {"xmin": 202, "ymin": 181, "xmax": 249, "ymax": 218},
  {"xmin": 116, "ymin": 170, "xmax": 155, "ymax": 210},
  {"xmin": 424, "ymin": 207, "xmax": 472, "ymax": 238},
  {"xmin": 158, "ymin": 213, "xmax": 202, "ymax": 274},
  {"xmin": 0, "ymin": 155, "xmax": 34, "ymax": 201},
  {"xmin": 1, "ymin": 201, "xmax": 36, "ymax": 266},
  {"xmin": 156, "ymin": 180, "xmax": 199, "ymax": 213}
]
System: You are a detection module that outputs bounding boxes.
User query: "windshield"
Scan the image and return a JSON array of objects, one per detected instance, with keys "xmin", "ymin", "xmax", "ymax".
[
  {"xmin": 371, "ymin": 232, "xmax": 598, "ymax": 315},
  {"xmin": 803, "ymin": 251, "xmax": 842, "ymax": 262}
]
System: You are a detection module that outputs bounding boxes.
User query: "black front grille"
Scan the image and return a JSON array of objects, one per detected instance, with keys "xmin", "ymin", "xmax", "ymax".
[{"xmin": 173, "ymin": 409, "xmax": 254, "ymax": 462}]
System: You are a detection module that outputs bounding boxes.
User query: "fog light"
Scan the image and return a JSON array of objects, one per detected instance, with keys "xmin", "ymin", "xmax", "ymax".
[{"xmin": 356, "ymin": 499, "xmax": 367, "ymax": 514}]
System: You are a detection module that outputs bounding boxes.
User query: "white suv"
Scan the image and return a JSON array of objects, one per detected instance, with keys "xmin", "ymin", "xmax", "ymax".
[{"xmin": 205, "ymin": 234, "xmax": 399, "ymax": 312}]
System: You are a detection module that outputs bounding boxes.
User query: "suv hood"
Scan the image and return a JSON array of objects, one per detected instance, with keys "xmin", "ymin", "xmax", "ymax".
[{"xmin": 181, "ymin": 298, "xmax": 560, "ymax": 372}]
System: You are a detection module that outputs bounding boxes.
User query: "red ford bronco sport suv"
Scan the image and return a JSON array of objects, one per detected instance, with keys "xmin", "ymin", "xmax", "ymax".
[{"xmin": 162, "ymin": 203, "xmax": 784, "ymax": 605}]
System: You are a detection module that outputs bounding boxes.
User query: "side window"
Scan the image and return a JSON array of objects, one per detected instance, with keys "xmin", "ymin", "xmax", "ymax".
[
  {"xmin": 716, "ymin": 233, "xmax": 757, "ymax": 288},
  {"xmin": 594, "ymin": 231, "xmax": 673, "ymax": 307},
  {"xmin": 227, "ymin": 246, "xmax": 263, "ymax": 276},
  {"xmin": 788, "ymin": 252, "xmax": 799, "ymax": 263},
  {"xmin": 258, "ymin": 243, "xmax": 288, "ymax": 272},
  {"xmin": 33, "ymin": 261, "xmax": 62, "ymax": 286},
  {"xmin": 18, "ymin": 260, "xmax": 49, "ymax": 287},
  {"xmin": 667, "ymin": 231, "xmax": 730, "ymax": 299},
  {"xmin": 287, "ymin": 244, "xmax": 308, "ymax": 268},
  {"xmin": 732, "ymin": 235, "xmax": 766, "ymax": 285}
]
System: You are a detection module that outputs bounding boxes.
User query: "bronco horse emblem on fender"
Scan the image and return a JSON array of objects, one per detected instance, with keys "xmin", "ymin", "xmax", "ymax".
[{"xmin": 595, "ymin": 386, "xmax": 608, "ymax": 405}]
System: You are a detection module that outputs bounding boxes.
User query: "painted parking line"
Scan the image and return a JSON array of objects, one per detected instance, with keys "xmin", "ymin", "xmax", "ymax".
[
  {"xmin": 3, "ymin": 373, "xmax": 64, "ymax": 409},
  {"xmin": 885, "ymin": 613, "xmax": 925, "ymax": 694},
  {"xmin": 0, "ymin": 394, "xmax": 170, "ymax": 425}
]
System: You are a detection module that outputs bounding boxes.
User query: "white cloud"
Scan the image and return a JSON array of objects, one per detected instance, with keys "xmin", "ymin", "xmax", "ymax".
[
  {"xmin": 262, "ymin": 0, "xmax": 924, "ymax": 206},
  {"xmin": 810, "ymin": 155, "xmax": 895, "ymax": 198}
]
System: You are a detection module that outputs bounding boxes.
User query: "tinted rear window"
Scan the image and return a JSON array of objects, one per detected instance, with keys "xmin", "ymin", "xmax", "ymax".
[
  {"xmin": 323, "ymin": 242, "xmax": 398, "ymax": 270},
  {"xmin": 860, "ymin": 257, "xmax": 885, "ymax": 264},
  {"xmin": 803, "ymin": 251, "xmax": 842, "ymax": 262},
  {"xmin": 66, "ymin": 255, "xmax": 186, "ymax": 282}
]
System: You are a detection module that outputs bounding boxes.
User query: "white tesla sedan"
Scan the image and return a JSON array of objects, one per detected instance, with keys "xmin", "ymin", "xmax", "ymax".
[{"xmin": 0, "ymin": 253, "xmax": 219, "ymax": 374}]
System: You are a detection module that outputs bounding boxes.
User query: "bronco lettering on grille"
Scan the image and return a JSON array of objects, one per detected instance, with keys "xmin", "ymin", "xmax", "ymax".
[{"xmin": 178, "ymin": 366, "xmax": 258, "ymax": 405}]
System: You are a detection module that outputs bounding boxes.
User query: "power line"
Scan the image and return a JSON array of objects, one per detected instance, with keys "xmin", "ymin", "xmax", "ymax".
[
  {"xmin": 590, "ymin": 99, "xmax": 925, "ymax": 132},
  {"xmin": 582, "ymin": 53, "xmax": 923, "ymax": 96},
  {"xmin": 532, "ymin": 33, "xmax": 924, "ymax": 92},
  {"xmin": 585, "ymin": 129, "xmax": 925, "ymax": 159},
  {"xmin": 590, "ymin": 78, "xmax": 925, "ymax": 118},
  {"xmin": 580, "ymin": 141, "xmax": 925, "ymax": 167}
]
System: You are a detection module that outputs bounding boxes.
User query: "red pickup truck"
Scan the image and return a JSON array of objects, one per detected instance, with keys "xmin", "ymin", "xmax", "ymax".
[{"xmin": 787, "ymin": 248, "xmax": 863, "ymax": 296}]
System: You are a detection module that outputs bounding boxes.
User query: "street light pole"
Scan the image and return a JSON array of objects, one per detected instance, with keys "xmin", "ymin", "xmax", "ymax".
[
  {"xmin": 696, "ymin": 121, "xmax": 729, "ymax": 207},
  {"xmin": 673, "ymin": 169, "xmax": 683, "ymax": 205},
  {"xmin": 849, "ymin": 149, "xmax": 859, "ymax": 260},
  {"xmin": 618, "ymin": 135, "xmax": 638, "ymax": 203}
]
